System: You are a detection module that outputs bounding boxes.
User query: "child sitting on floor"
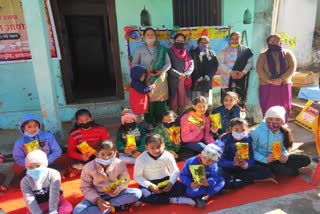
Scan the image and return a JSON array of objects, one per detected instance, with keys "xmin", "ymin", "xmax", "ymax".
[
  {"xmin": 134, "ymin": 133, "xmax": 195, "ymax": 206},
  {"xmin": 180, "ymin": 143, "xmax": 225, "ymax": 209},
  {"xmin": 21, "ymin": 150, "xmax": 72, "ymax": 214},
  {"xmin": 73, "ymin": 140, "xmax": 141, "ymax": 213}
]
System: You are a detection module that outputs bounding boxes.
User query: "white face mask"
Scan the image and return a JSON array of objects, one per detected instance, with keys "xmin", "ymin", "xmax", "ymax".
[
  {"xmin": 145, "ymin": 38, "xmax": 156, "ymax": 45},
  {"xmin": 232, "ymin": 131, "xmax": 248, "ymax": 140},
  {"xmin": 95, "ymin": 157, "xmax": 115, "ymax": 166},
  {"xmin": 24, "ymin": 129, "xmax": 40, "ymax": 138}
]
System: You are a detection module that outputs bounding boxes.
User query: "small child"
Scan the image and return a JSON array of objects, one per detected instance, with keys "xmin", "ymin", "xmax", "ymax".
[
  {"xmin": 251, "ymin": 106, "xmax": 312, "ymax": 177},
  {"xmin": 13, "ymin": 114, "xmax": 62, "ymax": 181},
  {"xmin": 154, "ymin": 110, "xmax": 195, "ymax": 161},
  {"xmin": 211, "ymin": 91, "xmax": 240, "ymax": 137},
  {"xmin": 73, "ymin": 140, "xmax": 141, "ymax": 213},
  {"xmin": 0, "ymin": 153, "xmax": 14, "ymax": 192},
  {"xmin": 116, "ymin": 108, "xmax": 146, "ymax": 164},
  {"xmin": 134, "ymin": 133, "xmax": 195, "ymax": 206},
  {"xmin": 218, "ymin": 118, "xmax": 276, "ymax": 189},
  {"xmin": 67, "ymin": 109, "xmax": 109, "ymax": 177},
  {"xmin": 21, "ymin": 150, "xmax": 73, "ymax": 214},
  {"xmin": 180, "ymin": 96, "xmax": 214, "ymax": 153},
  {"xmin": 180, "ymin": 144, "xmax": 225, "ymax": 209}
]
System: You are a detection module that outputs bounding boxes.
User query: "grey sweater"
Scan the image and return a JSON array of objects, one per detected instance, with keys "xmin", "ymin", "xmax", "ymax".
[{"xmin": 20, "ymin": 168, "xmax": 61, "ymax": 214}]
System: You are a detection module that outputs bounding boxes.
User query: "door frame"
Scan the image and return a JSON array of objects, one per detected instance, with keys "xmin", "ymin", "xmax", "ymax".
[{"xmin": 49, "ymin": 0, "xmax": 123, "ymax": 103}]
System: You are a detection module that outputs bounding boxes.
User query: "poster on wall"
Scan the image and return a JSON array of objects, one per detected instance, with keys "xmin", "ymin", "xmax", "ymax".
[{"xmin": 0, "ymin": 0, "xmax": 60, "ymax": 64}]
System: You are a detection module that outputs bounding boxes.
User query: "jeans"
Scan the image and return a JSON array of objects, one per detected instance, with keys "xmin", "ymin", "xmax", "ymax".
[
  {"xmin": 73, "ymin": 188, "xmax": 142, "ymax": 214},
  {"xmin": 183, "ymin": 142, "xmax": 207, "ymax": 153},
  {"xmin": 186, "ymin": 176, "xmax": 225, "ymax": 198}
]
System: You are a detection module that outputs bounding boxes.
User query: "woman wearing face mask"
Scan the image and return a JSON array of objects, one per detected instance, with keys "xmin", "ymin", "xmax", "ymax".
[
  {"xmin": 116, "ymin": 108, "xmax": 146, "ymax": 164},
  {"xmin": 132, "ymin": 27, "xmax": 171, "ymax": 131},
  {"xmin": 256, "ymin": 34, "xmax": 296, "ymax": 122},
  {"xmin": 73, "ymin": 140, "xmax": 142, "ymax": 214},
  {"xmin": 218, "ymin": 32, "xmax": 253, "ymax": 108},
  {"xmin": 189, "ymin": 36, "xmax": 218, "ymax": 102},
  {"xmin": 251, "ymin": 106, "xmax": 312, "ymax": 177},
  {"xmin": 218, "ymin": 118, "xmax": 276, "ymax": 190},
  {"xmin": 66, "ymin": 109, "xmax": 110, "ymax": 178},
  {"xmin": 167, "ymin": 33, "xmax": 194, "ymax": 114}
]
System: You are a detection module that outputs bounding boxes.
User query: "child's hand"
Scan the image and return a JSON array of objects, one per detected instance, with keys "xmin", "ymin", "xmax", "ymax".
[
  {"xmin": 80, "ymin": 152, "xmax": 92, "ymax": 161},
  {"xmin": 96, "ymin": 198, "xmax": 112, "ymax": 211},
  {"xmin": 149, "ymin": 183, "xmax": 162, "ymax": 194},
  {"xmin": 279, "ymin": 154, "xmax": 288, "ymax": 163},
  {"xmin": 199, "ymin": 178, "xmax": 209, "ymax": 187},
  {"xmin": 162, "ymin": 182, "xmax": 173, "ymax": 192},
  {"xmin": 210, "ymin": 125, "xmax": 218, "ymax": 134},
  {"xmin": 131, "ymin": 151, "xmax": 141, "ymax": 158},
  {"xmin": 233, "ymin": 154, "xmax": 241, "ymax": 166},
  {"xmin": 170, "ymin": 150, "xmax": 179, "ymax": 159},
  {"xmin": 173, "ymin": 138, "xmax": 181, "ymax": 145},
  {"xmin": 124, "ymin": 147, "xmax": 134, "ymax": 155},
  {"xmin": 240, "ymin": 160, "xmax": 249, "ymax": 169},
  {"xmin": 267, "ymin": 154, "xmax": 276, "ymax": 163},
  {"xmin": 104, "ymin": 187, "xmax": 118, "ymax": 196},
  {"xmin": 190, "ymin": 182, "xmax": 200, "ymax": 189}
]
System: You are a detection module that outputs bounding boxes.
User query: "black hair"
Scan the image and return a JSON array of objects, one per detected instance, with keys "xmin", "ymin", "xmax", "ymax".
[
  {"xmin": 145, "ymin": 133, "xmax": 164, "ymax": 146},
  {"xmin": 161, "ymin": 110, "xmax": 177, "ymax": 120},
  {"xmin": 280, "ymin": 126, "xmax": 293, "ymax": 149},
  {"xmin": 197, "ymin": 36, "xmax": 210, "ymax": 45},
  {"xmin": 69, "ymin": 109, "xmax": 103, "ymax": 133},
  {"xmin": 143, "ymin": 27, "xmax": 156, "ymax": 36},
  {"xmin": 96, "ymin": 140, "xmax": 117, "ymax": 152},
  {"xmin": 229, "ymin": 118, "xmax": 248, "ymax": 130},
  {"xmin": 173, "ymin": 33, "xmax": 186, "ymax": 41},
  {"xmin": 180, "ymin": 96, "xmax": 210, "ymax": 117},
  {"xmin": 230, "ymin": 31, "xmax": 241, "ymax": 39}
]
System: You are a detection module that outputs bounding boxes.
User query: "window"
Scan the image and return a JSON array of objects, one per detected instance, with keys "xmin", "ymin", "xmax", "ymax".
[{"xmin": 173, "ymin": 0, "xmax": 221, "ymax": 27}]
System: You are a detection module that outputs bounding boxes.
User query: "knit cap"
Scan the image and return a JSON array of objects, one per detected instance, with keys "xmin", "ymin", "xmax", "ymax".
[
  {"xmin": 264, "ymin": 106, "xmax": 286, "ymax": 123},
  {"xmin": 201, "ymin": 143, "xmax": 223, "ymax": 161},
  {"xmin": 121, "ymin": 108, "xmax": 136, "ymax": 124},
  {"xmin": 25, "ymin": 150, "xmax": 48, "ymax": 167}
]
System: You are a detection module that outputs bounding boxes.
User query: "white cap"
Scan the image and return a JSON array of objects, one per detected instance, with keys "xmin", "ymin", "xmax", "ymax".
[{"xmin": 264, "ymin": 106, "xmax": 286, "ymax": 123}]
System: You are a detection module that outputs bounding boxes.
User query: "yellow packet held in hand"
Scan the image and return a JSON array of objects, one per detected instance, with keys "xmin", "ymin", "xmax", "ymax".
[
  {"xmin": 187, "ymin": 115, "xmax": 205, "ymax": 127},
  {"xmin": 24, "ymin": 140, "xmax": 40, "ymax": 153},
  {"xmin": 126, "ymin": 134, "xmax": 137, "ymax": 149},
  {"xmin": 103, "ymin": 178, "xmax": 129, "ymax": 192},
  {"xmin": 271, "ymin": 141, "xmax": 282, "ymax": 160},
  {"xmin": 189, "ymin": 164, "xmax": 206, "ymax": 183},
  {"xmin": 157, "ymin": 180, "xmax": 170, "ymax": 189},
  {"xmin": 210, "ymin": 113, "xmax": 222, "ymax": 129},
  {"xmin": 235, "ymin": 142, "xmax": 249, "ymax": 160},
  {"xmin": 76, "ymin": 141, "xmax": 96, "ymax": 155},
  {"xmin": 168, "ymin": 126, "xmax": 181, "ymax": 142}
]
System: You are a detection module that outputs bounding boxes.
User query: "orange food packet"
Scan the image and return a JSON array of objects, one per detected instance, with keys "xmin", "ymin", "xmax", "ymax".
[
  {"xmin": 187, "ymin": 115, "xmax": 205, "ymax": 126},
  {"xmin": 126, "ymin": 134, "xmax": 137, "ymax": 149},
  {"xmin": 271, "ymin": 141, "xmax": 282, "ymax": 160},
  {"xmin": 76, "ymin": 141, "xmax": 96, "ymax": 154},
  {"xmin": 24, "ymin": 140, "xmax": 40, "ymax": 153},
  {"xmin": 235, "ymin": 142, "xmax": 249, "ymax": 160}
]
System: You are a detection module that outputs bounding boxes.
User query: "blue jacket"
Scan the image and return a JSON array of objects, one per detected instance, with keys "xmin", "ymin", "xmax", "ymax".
[
  {"xmin": 217, "ymin": 133, "xmax": 254, "ymax": 168},
  {"xmin": 250, "ymin": 121, "xmax": 288, "ymax": 164},
  {"xmin": 212, "ymin": 105, "xmax": 240, "ymax": 134},
  {"xmin": 13, "ymin": 114, "xmax": 62, "ymax": 167},
  {"xmin": 180, "ymin": 155, "xmax": 220, "ymax": 187},
  {"xmin": 130, "ymin": 66, "xmax": 153, "ymax": 94}
]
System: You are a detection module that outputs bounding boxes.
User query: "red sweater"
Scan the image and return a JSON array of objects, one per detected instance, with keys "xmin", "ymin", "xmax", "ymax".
[{"xmin": 68, "ymin": 126, "xmax": 109, "ymax": 160}]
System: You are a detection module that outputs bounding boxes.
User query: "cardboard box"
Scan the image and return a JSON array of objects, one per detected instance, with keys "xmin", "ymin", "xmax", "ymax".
[{"xmin": 292, "ymin": 71, "xmax": 317, "ymax": 86}]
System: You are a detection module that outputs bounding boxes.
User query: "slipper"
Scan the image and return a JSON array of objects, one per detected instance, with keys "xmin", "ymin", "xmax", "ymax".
[{"xmin": 0, "ymin": 185, "xmax": 7, "ymax": 192}]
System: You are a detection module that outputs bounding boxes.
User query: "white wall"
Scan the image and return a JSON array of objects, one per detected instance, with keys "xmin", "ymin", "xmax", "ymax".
[{"xmin": 276, "ymin": 0, "xmax": 317, "ymax": 66}]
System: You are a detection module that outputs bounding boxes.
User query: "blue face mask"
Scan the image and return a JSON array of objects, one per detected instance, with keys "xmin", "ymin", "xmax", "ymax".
[
  {"xmin": 95, "ymin": 157, "xmax": 115, "ymax": 166},
  {"xmin": 27, "ymin": 167, "xmax": 47, "ymax": 180},
  {"xmin": 198, "ymin": 45, "xmax": 207, "ymax": 52},
  {"xmin": 24, "ymin": 129, "xmax": 40, "ymax": 138}
]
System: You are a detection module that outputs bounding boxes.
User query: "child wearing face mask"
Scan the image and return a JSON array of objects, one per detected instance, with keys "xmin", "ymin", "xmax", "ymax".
[
  {"xmin": 73, "ymin": 140, "xmax": 141, "ymax": 214},
  {"xmin": 218, "ymin": 118, "xmax": 276, "ymax": 190},
  {"xmin": 66, "ymin": 109, "xmax": 109, "ymax": 177},
  {"xmin": 116, "ymin": 108, "xmax": 146, "ymax": 164},
  {"xmin": 134, "ymin": 133, "xmax": 195, "ymax": 206},
  {"xmin": 251, "ymin": 106, "xmax": 312, "ymax": 177},
  {"xmin": 180, "ymin": 96, "xmax": 214, "ymax": 153},
  {"xmin": 180, "ymin": 143, "xmax": 225, "ymax": 209},
  {"xmin": 211, "ymin": 91, "xmax": 240, "ymax": 138},
  {"xmin": 21, "ymin": 150, "xmax": 73, "ymax": 214},
  {"xmin": 12, "ymin": 114, "xmax": 62, "ymax": 185}
]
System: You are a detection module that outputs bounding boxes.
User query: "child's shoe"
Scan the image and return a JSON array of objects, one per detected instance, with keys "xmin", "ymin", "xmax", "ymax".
[
  {"xmin": 114, "ymin": 204, "xmax": 133, "ymax": 212},
  {"xmin": 170, "ymin": 197, "xmax": 196, "ymax": 206},
  {"xmin": 195, "ymin": 197, "xmax": 206, "ymax": 209}
]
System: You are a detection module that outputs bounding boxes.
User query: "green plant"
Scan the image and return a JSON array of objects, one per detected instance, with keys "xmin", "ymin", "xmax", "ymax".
[{"xmin": 278, "ymin": 32, "xmax": 299, "ymax": 49}]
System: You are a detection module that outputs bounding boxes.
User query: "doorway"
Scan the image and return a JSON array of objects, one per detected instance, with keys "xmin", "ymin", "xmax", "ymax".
[{"xmin": 51, "ymin": 0, "xmax": 123, "ymax": 102}]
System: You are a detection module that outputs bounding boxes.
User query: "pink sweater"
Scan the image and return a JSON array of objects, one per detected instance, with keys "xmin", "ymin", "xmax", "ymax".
[
  {"xmin": 180, "ymin": 111, "xmax": 214, "ymax": 144},
  {"xmin": 80, "ymin": 158, "xmax": 130, "ymax": 204}
]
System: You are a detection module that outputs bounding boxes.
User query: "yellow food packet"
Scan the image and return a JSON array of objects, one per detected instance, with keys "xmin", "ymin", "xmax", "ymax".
[
  {"xmin": 235, "ymin": 142, "xmax": 249, "ymax": 160},
  {"xmin": 189, "ymin": 164, "xmax": 206, "ymax": 183},
  {"xmin": 76, "ymin": 141, "xmax": 96, "ymax": 155},
  {"xmin": 103, "ymin": 178, "xmax": 129, "ymax": 192},
  {"xmin": 271, "ymin": 141, "xmax": 282, "ymax": 160},
  {"xmin": 157, "ymin": 180, "xmax": 170, "ymax": 189},
  {"xmin": 126, "ymin": 134, "xmax": 137, "ymax": 149},
  {"xmin": 24, "ymin": 140, "xmax": 40, "ymax": 153},
  {"xmin": 187, "ymin": 115, "xmax": 205, "ymax": 126},
  {"xmin": 209, "ymin": 113, "xmax": 222, "ymax": 128},
  {"xmin": 168, "ymin": 126, "xmax": 181, "ymax": 142}
]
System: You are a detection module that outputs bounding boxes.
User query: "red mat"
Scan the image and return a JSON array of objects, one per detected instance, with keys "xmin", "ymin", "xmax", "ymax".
[{"xmin": 0, "ymin": 163, "xmax": 315, "ymax": 214}]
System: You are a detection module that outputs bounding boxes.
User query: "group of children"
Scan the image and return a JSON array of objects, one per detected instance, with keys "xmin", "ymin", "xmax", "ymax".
[{"xmin": 1, "ymin": 91, "xmax": 315, "ymax": 213}]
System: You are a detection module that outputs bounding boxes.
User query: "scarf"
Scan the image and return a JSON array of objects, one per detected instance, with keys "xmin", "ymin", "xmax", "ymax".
[
  {"xmin": 146, "ymin": 43, "xmax": 168, "ymax": 85},
  {"xmin": 266, "ymin": 44, "xmax": 286, "ymax": 79},
  {"xmin": 171, "ymin": 45, "xmax": 190, "ymax": 72}
]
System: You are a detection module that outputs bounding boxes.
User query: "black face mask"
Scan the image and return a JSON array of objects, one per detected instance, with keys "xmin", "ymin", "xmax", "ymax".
[
  {"xmin": 123, "ymin": 122, "xmax": 136, "ymax": 130},
  {"xmin": 163, "ymin": 122, "xmax": 175, "ymax": 128},
  {"xmin": 78, "ymin": 121, "xmax": 93, "ymax": 129},
  {"xmin": 174, "ymin": 42, "xmax": 184, "ymax": 49}
]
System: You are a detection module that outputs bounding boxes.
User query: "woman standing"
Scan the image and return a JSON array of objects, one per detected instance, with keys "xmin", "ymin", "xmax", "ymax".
[
  {"xmin": 132, "ymin": 28, "xmax": 171, "ymax": 130},
  {"xmin": 256, "ymin": 34, "xmax": 297, "ymax": 122},
  {"xmin": 167, "ymin": 33, "xmax": 194, "ymax": 113}
]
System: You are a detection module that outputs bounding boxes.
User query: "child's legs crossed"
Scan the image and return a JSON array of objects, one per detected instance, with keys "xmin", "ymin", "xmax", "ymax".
[
  {"xmin": 183, "ymin": 142, "xmax": 206, "ymax": 153},
  {"xmin": 207, "ymin": 176, "xmax": 225, "ymax": 196},
  {"xmin": 72, "ymin": 198, "xmax": 101, "ymax": 214},
  {"xmin": 164, "ymin": 180, "xmax": 185, "ymax": 198},
  {"xmin": 109, "ymin": 188, "xmax": 142, "ymax": 207}
]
